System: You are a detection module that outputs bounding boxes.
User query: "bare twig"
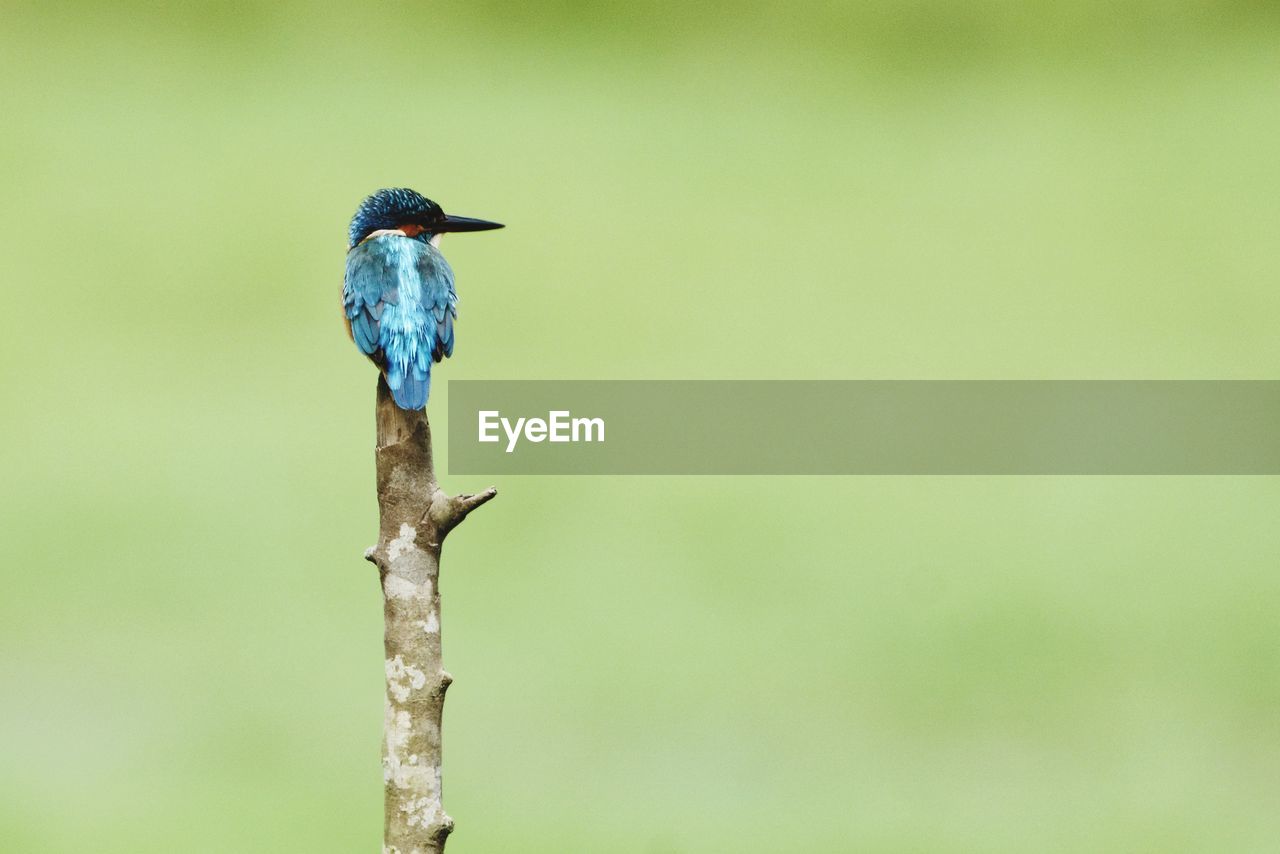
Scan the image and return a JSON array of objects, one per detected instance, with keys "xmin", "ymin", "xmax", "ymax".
[{"xmin": 366, "ymin": 376, "xmax": 496, "ymax": 853}]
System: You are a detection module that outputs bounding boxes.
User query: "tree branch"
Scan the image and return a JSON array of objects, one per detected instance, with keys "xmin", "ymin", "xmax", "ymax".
[
  {"xmin": 430, "ymin": 487, "xmax": 498, "ymax": 533},
  {"xmin": 365, "ymin": 376, "xmax": 496, "ymax": 853}
]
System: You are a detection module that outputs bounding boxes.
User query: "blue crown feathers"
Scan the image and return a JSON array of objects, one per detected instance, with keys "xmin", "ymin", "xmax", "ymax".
[{"xmin": 348, "ymin": 188, "xmax": 443, "ymax": 248}]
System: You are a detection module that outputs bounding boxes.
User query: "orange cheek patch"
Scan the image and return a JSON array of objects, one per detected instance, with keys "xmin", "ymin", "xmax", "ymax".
[{"xmin": 399, "ymin": 223, "xmax": 426, "ymax": 237}]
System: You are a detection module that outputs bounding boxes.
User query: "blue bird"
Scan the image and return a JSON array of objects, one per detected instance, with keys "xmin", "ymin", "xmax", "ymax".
[{"xmin": 344, "ymin": 188, "xmax": 503, "ymax": 409}]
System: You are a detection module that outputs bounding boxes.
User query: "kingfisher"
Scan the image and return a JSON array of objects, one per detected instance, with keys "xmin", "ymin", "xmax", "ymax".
[{"xmin": 343, "ymin": 188, "xmax": 503, "ymax": 409}]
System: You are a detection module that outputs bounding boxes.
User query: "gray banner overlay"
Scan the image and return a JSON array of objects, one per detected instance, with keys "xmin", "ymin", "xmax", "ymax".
[{"xmin": 446, "ymin": 381, "xmax": 1280, "ymax": 475}]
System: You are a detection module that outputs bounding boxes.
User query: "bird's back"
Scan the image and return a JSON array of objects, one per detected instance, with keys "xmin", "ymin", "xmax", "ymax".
[{"xmin": 343, "ymin": 233, "xmax": 458, "ymax": 410}]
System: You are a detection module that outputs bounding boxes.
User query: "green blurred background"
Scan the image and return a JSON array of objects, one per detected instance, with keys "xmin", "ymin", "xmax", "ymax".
[{"xmin": 3, "ymin": 2, "xmax": 1280, "ymax": 851}]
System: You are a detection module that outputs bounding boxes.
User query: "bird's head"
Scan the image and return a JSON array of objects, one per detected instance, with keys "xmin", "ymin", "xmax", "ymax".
[{"xmin": 348, "ymin": 187, "xmax": 503, "ymax": 249}]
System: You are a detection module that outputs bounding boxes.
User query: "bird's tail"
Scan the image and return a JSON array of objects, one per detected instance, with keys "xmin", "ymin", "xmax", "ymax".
[{"xmin": 386, "ymin": 367, "xmax": 431, "ymax": 410}]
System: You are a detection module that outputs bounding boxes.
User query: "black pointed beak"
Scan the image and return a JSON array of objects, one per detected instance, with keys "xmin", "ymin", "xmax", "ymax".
[{"xmin": 437, "ymin": 214, "xmax": 504, "ymax": 233}]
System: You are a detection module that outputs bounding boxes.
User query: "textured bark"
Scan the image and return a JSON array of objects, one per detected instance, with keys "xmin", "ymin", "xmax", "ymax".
[{"xmin": 365, "ymin": 376, "xmax": 496, "ymax": 854}]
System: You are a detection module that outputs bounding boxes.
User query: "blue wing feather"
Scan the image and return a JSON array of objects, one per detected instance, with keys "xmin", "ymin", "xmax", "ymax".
[{"xmin": 343, "ymin": 234, "xmax": 458, "ymax": 409}]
